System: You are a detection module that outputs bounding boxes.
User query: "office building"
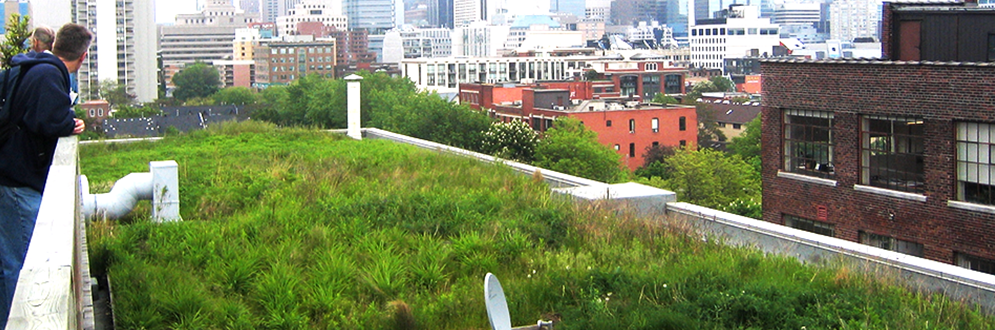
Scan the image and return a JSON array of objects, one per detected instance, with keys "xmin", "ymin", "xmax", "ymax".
[
  {"xmin": 830, "ymin": 0, "xmax": 883, "ymax": 42},
  {"xmin": 73, "ymin": 0, "xmax": 157, "ymax": 103},
  {"xmin": 688, "ymin": 5, "xmax": 779, "ymax": 70},
  {"xmin": 344, "ymin": 0, "xmax": 402, "ymax": 33},
  {"xmin": 160, "ymin": 0, "xmax": 259, "ymax": 89},
  {"xmin": 276, "ymin": 0, "xmax": 348, "ymax": 36}
]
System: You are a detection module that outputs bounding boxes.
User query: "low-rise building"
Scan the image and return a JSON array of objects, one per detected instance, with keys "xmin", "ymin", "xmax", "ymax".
[
  {"xmin": 761, "ymin": 0, "xmax": 995, "ymax": 273},
  {"xmin": 460, "ymin": 82, "xmax": 696, "ymax": 170}
]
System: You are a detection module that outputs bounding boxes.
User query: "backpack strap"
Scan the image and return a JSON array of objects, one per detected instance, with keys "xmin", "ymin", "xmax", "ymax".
[{"xmin": 0, "ymin": 63, "xmax": 38, "ymax": 146}]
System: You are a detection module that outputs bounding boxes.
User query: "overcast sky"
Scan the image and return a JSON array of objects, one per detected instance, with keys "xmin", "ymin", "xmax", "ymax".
[{"xmin": 156, "ymin": 0, "xmax": 200, "ymax": 24}]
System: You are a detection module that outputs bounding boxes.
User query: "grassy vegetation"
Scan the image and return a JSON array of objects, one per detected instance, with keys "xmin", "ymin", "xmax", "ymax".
[{"xmin": 82, "ymin": 121, "xmax": 995, "ymax": 330}]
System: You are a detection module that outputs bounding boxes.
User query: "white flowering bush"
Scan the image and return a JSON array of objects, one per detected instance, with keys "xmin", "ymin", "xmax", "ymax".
[{"xmin": 481, "ymin": 120, "xmax": 540, "ymax": 163}]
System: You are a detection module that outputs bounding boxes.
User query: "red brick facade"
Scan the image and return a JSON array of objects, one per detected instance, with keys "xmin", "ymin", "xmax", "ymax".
[
  {"xmin": 461, "ymin": 83, "xmax": 697, "ymax": 171},
  {"xmin": 761, "ymin": 60, "xmax": 995, "ymax": 265}
]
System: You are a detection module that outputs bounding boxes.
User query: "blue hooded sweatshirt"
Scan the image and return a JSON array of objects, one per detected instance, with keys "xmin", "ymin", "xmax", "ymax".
[{"xmin": 0, "ymin": 51, "xmax": 76, "ymax": 192}]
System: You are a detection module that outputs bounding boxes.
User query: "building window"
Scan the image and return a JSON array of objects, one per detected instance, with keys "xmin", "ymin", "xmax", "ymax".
[
  {"xmin": 956, "ymin": 122, "xmax": 995, "ymax": 205},
  {"xmin": 679, "ymin": 140, "xmax": 686, "ymax": 147},
  {"xmin": 956, "ymin": 252, "xmax": 995, "ymax": 275},
  {"xmin": 614, "ymin": 144, "xmax": 620, "ymax": 150},
  {"xmin": 784, "ymin": 109, "xmax": 835, "ymax": 179},
  {"xmin": 629, "ymin": 143, "xmax": 636, "ymax": 157},
  {"xmin": 861, "ymin": 115, "xmax": 924, "ymax": 193},
  {"xmin": 98, "ymin": 108, "xmax": 103, "ymax": 117},
  {"xmin": 859, "ymin": 231, "xmax": 924, "ymax": 257},
  {"xmin": 606, "ymin": 120, "xmax": 612, "ymax": 127},
  {"xmin": 645, "ymin": 63, "xmax": 658, "ymax": 71},
  {"xmin": 733, "ymin": 123, "xmax": 742, "ymax": 130},
  {"xmin": 679, "ymin": 116, "xmax": 686, "ymax": 131},
  {"xmin": 988, "ymin": 34, "xmax": 995, "ymax": 62},
  {"xmin": 783, "ymin": 214, "xmax": 834, "ymax": 237},
  {"xmin": 629, "ymin": 119, "xmax": 635, "ymax": 133},
  {"xmin": 652, "ymin": 118, "xmax": 659, "ymax": 133}
]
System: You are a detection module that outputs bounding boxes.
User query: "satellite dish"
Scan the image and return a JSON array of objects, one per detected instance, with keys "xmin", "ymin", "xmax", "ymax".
[{"xmin": 484, "ymin": 273, "xmax": 512, "ymax": 330}]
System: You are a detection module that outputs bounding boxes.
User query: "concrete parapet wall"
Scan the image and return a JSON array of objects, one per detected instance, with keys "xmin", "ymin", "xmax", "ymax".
[
  {"xmin": 357, "ymin": 127, "xmax": 995, "ymax": 313},
  {"xmin": 7, "ymin": 137, "xmax": 94, "ymax": 330},
  {"xmin": 667, "ymin": 202, "xmax": 995, "ymax": 313}
]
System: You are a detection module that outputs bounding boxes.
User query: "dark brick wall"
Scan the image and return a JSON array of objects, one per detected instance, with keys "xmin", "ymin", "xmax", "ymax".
[{"xmin": 761, "ymin": 61, "xmax": 995, "ymax": 264}]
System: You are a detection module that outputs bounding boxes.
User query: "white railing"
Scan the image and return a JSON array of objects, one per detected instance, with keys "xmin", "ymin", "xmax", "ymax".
[{"xmin": 6, "ymin": 136, "xmax": 93, "ymax": 329}]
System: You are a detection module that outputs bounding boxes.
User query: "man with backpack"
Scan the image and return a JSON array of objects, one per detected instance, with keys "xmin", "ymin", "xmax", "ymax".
[{"xmin": 0, "ymin": 23, "xmax": 91, "ymax": 326}]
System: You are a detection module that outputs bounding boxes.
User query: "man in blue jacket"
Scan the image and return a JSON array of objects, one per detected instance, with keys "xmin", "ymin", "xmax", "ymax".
[{"xmin": 0, "ymin": 23, "xmax": 91, "ymax": 325}]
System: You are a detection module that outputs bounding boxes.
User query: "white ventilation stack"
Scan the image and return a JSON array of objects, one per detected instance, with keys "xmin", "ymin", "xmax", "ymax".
[
  {"xmin": 344, "ymin": 74, "xmax": 363, "ymax": 140},
  {"xmin": 81, "ymin": 160, "xmax": 181, "ymax": 222}
]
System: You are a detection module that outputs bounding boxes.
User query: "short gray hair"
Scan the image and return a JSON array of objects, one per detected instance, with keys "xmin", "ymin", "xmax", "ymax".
[{"xmin": 30, "ymin": 26, "xmax": 55, "ymax": 51}]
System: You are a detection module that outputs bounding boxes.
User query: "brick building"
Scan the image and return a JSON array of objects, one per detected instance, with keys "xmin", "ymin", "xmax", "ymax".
[
  {"xmin": 296, "ymin": 22, "xmax": 377, "ymax": 76},
  {"xmin": 761, "ymin": 1, "xmax": 995, "ymax": 273},
  {"xmin": 461, "ymin": 82, "xmax": 697, "ymax": 171},
  {"xmin": 257, "ymin": 41, "xmax": 337, "ymax": 84},
  {"xmin": 80, "ymin": 100, "xmax": 111, "ymax": 132}
]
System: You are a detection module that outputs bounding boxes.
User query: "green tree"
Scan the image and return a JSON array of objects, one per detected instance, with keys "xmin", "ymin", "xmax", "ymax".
[
  {"xmin": 697, "ymin": 103, "xmax": 726, "ymax": 147},
  {"xmin": 0, "ymin": 14, "xmax": 30, "ymax": 69},
  {"xmin": 583, "ymin": 69, "xmax": 599, "ymax": 81},
  {"xmin": 112, "ymin": 105, "xmax": 163, "ymax": 119},
  {"xmin": 251, "ymin": 85, "xmax": 288, "ymax": 123},
  {"xmin": 709, "ymin": 76, "xmax": 735, "ymax": 92},
  {"xmin": 652, "ymin": 94, "xmax": 678, "ymax": 104},
  {"xmin": 183, "ymin": 96, "xmax": 216, "ymax": 106},
  {"xmin": 172, "ymin": 62, "xmax": 220, "ymax": 102},
  {"xmin": 728, "ymin": 114, "xmax": 761, "ymax": 172},
  {"xmin": 534, "ymin": 117, "xmax": 625, "ymax": 183},
  {"xmin": 634, "ymin": 144, "xmax": 677, "ymax": 179},
  {"xmin": 211, "ymin": 86, "xmax": 257, "ymax": 105},
  {"xmin": 480, "ymin": 120, "xmax": 539, "ymax": 162},
  {"xmin": 657, "ymin": 147, "xmax": 759, "ymax": 209},
  {"xmin": 99, "ymin": 80, "xmax": 136, "ymax": 109}
]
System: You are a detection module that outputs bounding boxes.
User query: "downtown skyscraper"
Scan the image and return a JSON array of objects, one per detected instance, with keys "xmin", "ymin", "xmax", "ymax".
[{"xmin": 73, "ymin": 0, "xmax": 157, "ymax": 103}]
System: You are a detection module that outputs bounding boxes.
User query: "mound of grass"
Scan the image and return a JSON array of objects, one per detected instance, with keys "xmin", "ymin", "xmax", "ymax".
[{"xmin": 83, "ymin": 121, "xmax": 995, "ymax": 330}]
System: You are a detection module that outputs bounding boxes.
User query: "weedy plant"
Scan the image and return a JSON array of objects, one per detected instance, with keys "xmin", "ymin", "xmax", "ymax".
[{"xmin": 83, "ymin": 121, "xmax": 995, "ymax": 330}]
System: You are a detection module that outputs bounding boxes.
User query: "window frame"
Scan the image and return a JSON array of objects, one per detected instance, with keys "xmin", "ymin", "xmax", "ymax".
[
  {"xmin": 783, "ymin": 214, "xmax": 835, "ymax": 237},
  {"xmin": 956, "ymin": 122, "xmax": 995, "ymax": 205},
  {"xmin": 859, "ymin": 231, "xmax": 924, "ymax": 257},
  {"xmin": 783, "ymin": 109, "xmax": 835, "ymax": 179},
  {"xmin": 860, "ymin": 115, "xmax": 925, "ymax": 193}
]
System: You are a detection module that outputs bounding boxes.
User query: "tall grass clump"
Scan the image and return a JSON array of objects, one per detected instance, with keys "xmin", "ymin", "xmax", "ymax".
[{"xmin": 83, "ymin": 121, "xmax": 995, "ymax": 329}]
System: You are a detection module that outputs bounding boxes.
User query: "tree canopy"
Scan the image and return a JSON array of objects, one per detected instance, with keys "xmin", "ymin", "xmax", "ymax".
[
  {"xmin": 212, "ymin": 86, "xmax": 258, "ymax": 105},
  {"xmin": 696, "ymin": 103, "xmax": 727, "ymax": 146},
  {"xmin": 0, "ymin": 14, "xmax": 29, "ymax": 69},
  {"xmin": 728, "ymin": 113, "xmax": 762, "ymax": 173},
  {"xmin": 100, "ymin": 80, "xmax": 136, "ymax": 109},
  {"xmin": 648, "ymin": 147, "xmax": 759, "ymax": 210},
  {"xmin": 534, "ymin": 117, "xmax": 625, "ymax": 183},
  {"xmin": 652, "ymin": 93, "xmax": 678, "ymax": 104},
  {"xmin": 172, "ymin": 62, "xmax": 221, "ymax": 102}
]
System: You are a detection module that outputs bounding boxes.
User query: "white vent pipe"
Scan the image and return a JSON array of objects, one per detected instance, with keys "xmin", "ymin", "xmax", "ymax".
[
  {"xmin": 80, "ymin": 160, "xmax": 181, "ymax": 222},
  {"xmin": 81, "ymin": 173, "xmax": 152, "ymax": 220}
]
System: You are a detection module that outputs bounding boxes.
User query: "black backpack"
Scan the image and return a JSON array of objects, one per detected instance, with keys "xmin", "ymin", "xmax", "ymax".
[{"xmin": 0, "ymin": 62, "xmax": 39, "ymax": 147}]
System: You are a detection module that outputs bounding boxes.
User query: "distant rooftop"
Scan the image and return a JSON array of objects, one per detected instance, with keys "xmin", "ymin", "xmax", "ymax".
[
  {"xmin": 511, "ymin": 15, "xmax": 561, "ymax": 28},
  {"xmin": 760, "ymin": 58, "xmax": 995, "ymax": 67}
]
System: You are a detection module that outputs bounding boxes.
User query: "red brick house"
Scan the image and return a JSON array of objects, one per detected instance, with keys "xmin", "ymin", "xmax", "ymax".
[
  {"xmin": 761, "ymin": 0, "xmax": 995, "ymax": 273},
  {"xmin": 461, "ymin": 83, "xmax": 697, "ymax": 171}
]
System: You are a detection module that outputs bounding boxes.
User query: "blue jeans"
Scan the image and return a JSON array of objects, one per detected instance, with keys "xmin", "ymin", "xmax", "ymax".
[{"xmin": 0, "ymin": 185, "xmax": 41, "ymax": 327}]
